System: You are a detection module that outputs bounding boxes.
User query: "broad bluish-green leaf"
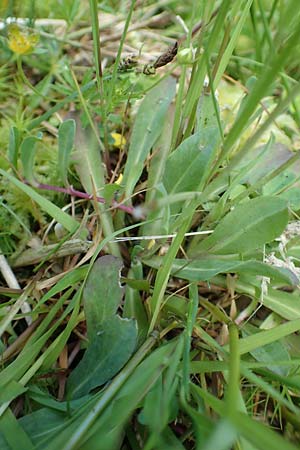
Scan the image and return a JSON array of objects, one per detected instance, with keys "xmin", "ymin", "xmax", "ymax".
[
  {"xmin": 27, "ymin": 385, "xmax": 90, "ymax": 413},
  {"xmin": 58, "ymin": 119, "xmax": 76, "ymax": 186},
  {"xmin": 20, "ymin": 136, "xmax": 38, "ymax": 185},
  {"xmin": 123, "ymin": 76, "xmax": 176, "ymax": 199},
  {"xmin": 195, "ymin": 196, "xmax": 288, "ymax": 255},
  {"xmin": 67, "ymin": 255, "xmax": 137, "ymax": 398},
  {"xmin": 0, "ymin": 408, "xmax": 34, "ymax": 450},
  {"xmin": 71, "ymin": 112, "xmax": 105, "ymax": 194},
  {"xmin": 242, "ymin": 325, "xmax": 291, "ymax": 376},
  {"xmin": 138, "ymin": 336, "xmax": 183, "ymax": 444},
  {"xmin": 143, "ymin": 256, "xmax": 297, "ymax": 285},
  {"xmin": 8, "ymin": 126, "xmax": 20, "ymax": 168},
  {"xmin": 26, "ymin": 339, "xmax": 176, "ymax": 450},
  {"xmin": 83, "ymin": 255, "xmax": 124, "ymax": 340},
  {"xmin": 163, "ymin": 127, "xmax": 220, "ymax": 215},
  {"xmin": 50, "ymin": 340, "xmax": 178, "ymax": 450},
  {"xmin": 141, "ymin": 182, "xmax": 171, "ymax": 235},
  {"xmin": 67, "ymin": 315, "xmax": 137, "ymax": 399},
  {"xmin": 19, "ymin": 409, "xmax": 66, "ymax": 449}
]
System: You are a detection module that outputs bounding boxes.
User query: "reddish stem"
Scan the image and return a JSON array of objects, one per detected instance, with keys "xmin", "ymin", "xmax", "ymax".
[{"xmin": 25, "ymin": 181, "xmax": 135, "ymax": 215}]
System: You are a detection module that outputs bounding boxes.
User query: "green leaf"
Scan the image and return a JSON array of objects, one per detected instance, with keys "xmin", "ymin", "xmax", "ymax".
[
  {"xmin": 67, "ymin": 255, "xmax": 137, "ymax": 398},
  {"xmin": 20, "ymin": 137, "xmax": 38, "ymax": 185},
  {"xmin": 163, "ymin": 127, "xmax": 220, "ymax": 215},
  {"xmin": 242, "ymin": 325, "xmax": 291, "ymax": 376},
  {"xmin": 195, "ymin": 196, "xmax": 288, "ymax": 255},
  {"xmin": 19, "ymin": 409, "xmax": 66, "ymax": 448},
  {"xmin": 143, "ymin": 256, "xmax": 297, "ymax": 285},
  {"xmin": 141, "ymin": 182, "xmax": 171, "ymax": 236},
  {"xmin": 71, "ymin": 111, "xmax": 119, "ymax": 256},
  {"xmin": 139, "ymin": 337, "xmax": 183, "ymax": 433},
  {"xmin": 200, "ymin": 419, "xmax": 237, "ymax": 450},
  {"xmin": 58, "ymin": 119, "xmax": 76, "ymax": 186},
  {"xmin": 67, "ymin": 315, "xmax": 137, "ymax": 399},
  {"xmin": 142, "ymin": 104, "xmax": 174, "ymax": 236},
  {"xmin": 123, "ymin": 76, "xmax": 176, "ymax": 199},
  {"xmin": 27, "ymin": 386, "xmax": 89, "ymax": 413},
  {"xmin": 8, "ymin": 126, "xmax": 20, "ymax": 168},
  {"xmin": 44, "ymin": 339, "xmax": 177, "ymax": 450},
  {"xmin": 83, "ymin": 255, "xmax": 124, "ymax": 340},
  {"xmin": 0, "ymin": 381, "xmax": 27, "ymax": 405},
  {"xmin": 238, "ymin": 318, "xmax": 300, "ymax": 356},
  {"xmin": 0, "ymin": 408, "xmax": 35, "ymax": 450},
  {"xmin": 71, "ymin": 113, "xmax": 105, "ymax": 194}
]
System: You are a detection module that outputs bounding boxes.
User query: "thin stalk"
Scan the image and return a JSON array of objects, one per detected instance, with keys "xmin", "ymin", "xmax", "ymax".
[
  {"xmin": 226, "ymin": 323, "xmax": 240, "ymax": 417},
  {"xmin": 182, "ymin": 0, "xmax": 230, "ymax": 138},
  {"xmin": 171, "ymin": 65, "xmax": 187, "ymax": 150},
  {"xmin": 28, "ymin": 180, "xmax": 135, "ymax": 215},
  {"xmin": 106, "ymin": 0, "xmax": 137, "ymax": 113},
  {"xmin": 88, "ymin": 0, "xmax": 111, "ymax": 170},
  {"xmin": 182, "ymin": 283, "xmax": 199, "ymax": 400},
  {"xmin": 250, "ymin": 2, "xmax": 262, "ymax": 63}
]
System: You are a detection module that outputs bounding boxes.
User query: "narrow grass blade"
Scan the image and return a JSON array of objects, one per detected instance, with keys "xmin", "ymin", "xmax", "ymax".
[{"xmin": 0, "ymin": 169, "xmax": 81, "ymax": 236}]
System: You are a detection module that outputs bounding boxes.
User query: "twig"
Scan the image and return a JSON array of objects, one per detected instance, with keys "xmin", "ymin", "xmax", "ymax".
[{"xmin": 0, "ymin": 253, "xmax": 32, "ymax": 325}]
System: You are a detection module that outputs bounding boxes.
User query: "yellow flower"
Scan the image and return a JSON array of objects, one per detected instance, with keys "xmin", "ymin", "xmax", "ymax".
[
  {"xmin": 111, "ymin": 132, "xmax": 126, "ymax": 150},
  {"xmin": 8, "ymin": 24, "xmax": 39, "ymax": 55}
]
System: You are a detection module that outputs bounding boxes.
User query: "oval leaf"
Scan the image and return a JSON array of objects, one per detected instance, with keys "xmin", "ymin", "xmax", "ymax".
[
  {"xmin": 195, "ymin": 196, "xmax": 288, "ymax": 255},
  {"xmin": 123, "ymin": 76, "xmax": 176, "ymax": 199},
  {"xmin": 67, "ymin": 315, "xmax": 137, "ymax": 399},
  {"xmin": 143, "ymin": 256, "xmax": 297, "ymax": 285},
  {"xmin": 163, "ymin": 127, "xmax": 220, "ymax": 214},
  {"xmin": 83, "ymin": 255, "xmax": 124, "ymax": 340},
  {"xmin": 20, "ymin": 136, "xmax": 38, "ymax": 185}
]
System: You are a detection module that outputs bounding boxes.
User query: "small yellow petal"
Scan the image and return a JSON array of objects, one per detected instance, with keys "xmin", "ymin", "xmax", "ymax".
[
  {"xmin": 111, "ymin": 132, "xmax": 126, "ymax": 150},
  {"xmin": 115, "ymin": 173, "xmax": 123, "ymax": 185},
  {"xmin": 147, "ymin": 239, "xmax": 156, "ymax": 250}
]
